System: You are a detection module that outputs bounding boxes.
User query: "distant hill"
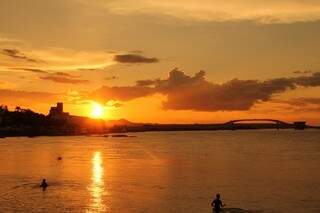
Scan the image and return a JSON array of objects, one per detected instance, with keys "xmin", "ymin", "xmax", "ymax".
[{"xmin": 105, "ymin": 119, "xmax": 136, "ymax": 126}]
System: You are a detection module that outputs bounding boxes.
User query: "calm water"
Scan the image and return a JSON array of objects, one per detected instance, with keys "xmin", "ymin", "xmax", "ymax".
[{"xmin": 0, "ymin": 130, "xmax": 319, "ymax": 213}]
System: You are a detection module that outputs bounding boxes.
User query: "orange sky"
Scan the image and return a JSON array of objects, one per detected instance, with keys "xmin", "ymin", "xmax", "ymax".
[{"xmin": 1, "ymin": 0, "xmax": 320, "ymax": 124}]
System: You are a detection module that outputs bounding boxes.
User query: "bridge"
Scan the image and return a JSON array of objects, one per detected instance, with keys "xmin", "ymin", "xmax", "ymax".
[
  {"xmin": 224, "ymin": 119, "xmax": 294, "ymax": 130},
  {"xmin": 225, "ymin": 119, "xmax": 289, "ymax": 125}
]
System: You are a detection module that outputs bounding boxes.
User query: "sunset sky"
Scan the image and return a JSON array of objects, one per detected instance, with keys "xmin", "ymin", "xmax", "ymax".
[{"xmin": 1, "ymin": 0, "xmax": 320, "ymax": 124}]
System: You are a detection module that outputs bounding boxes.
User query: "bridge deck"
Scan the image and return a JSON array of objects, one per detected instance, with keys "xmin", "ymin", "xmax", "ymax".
[{"xmin": 226, "ymin": 119, "xmax": 289, "ymax": 124}]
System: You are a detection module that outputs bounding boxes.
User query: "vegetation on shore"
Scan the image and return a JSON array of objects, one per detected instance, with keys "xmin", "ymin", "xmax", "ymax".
[{"xmin": 0, "ymin": 105, "xmax": 105, "ymax": 136}]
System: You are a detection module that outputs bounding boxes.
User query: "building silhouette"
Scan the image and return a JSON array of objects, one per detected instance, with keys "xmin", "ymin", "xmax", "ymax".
[{"xmin": 49, "ymin": 102, "xmax": 69, "ymax": 118}]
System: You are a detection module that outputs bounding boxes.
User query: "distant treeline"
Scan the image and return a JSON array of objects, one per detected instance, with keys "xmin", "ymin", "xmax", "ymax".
[
  {"xmin": 0, "ymin": 106, "xmax": 47, "ymax": 127},
  {"xmin": 0, "ymin": 105, "xmax": 105, "ymax": 137}
]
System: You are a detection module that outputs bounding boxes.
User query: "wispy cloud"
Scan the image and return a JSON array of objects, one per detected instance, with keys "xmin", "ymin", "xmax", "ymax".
[
  {"xmin": 104, "ymin": 76, "xmax": 117, "ymax": 81},
  {"xmin": 1, "ymin": 48, "xmax": 41, "ymax": 63},
  {"xmin": 293, "ymin": 70, "xmax": 313, "ymax": 74},
  {"xmin": 271, "ymin": 97, "xmax": 320, "ymax": 112},
  {"xmin": 10, "ymin": 67, "xmax": 90, "ymax": 84},
  {"xmin": 101, "ymin": 0, "xmax": 320, "ymax": 24},
  {"xmin": 114, "ymin": 54, "xmax": 159, "ymax": 63},
  {"xmin": 1, "ymin": 41, "xmax": 160, "ymax": 78},
  {"xmin": 0, "ymin": 36, "xmax": 23, "ymax": 46},
  {"xmin": 39, "ymin": 72, "xmax": 89, "ymax": 84},
  {"xmin": 0, "ymin": 45, "xmax": 116, "ymax": 73},
  {"xmin": 0, "ymin": 89, "xmax": 59, "ymax": 103},
  {"xmin": 91, "ymin": 85, "xmax": 153, "ymax": 102},
  {"xmin": 10, "ymin": 67, "xmax": 49, "ymax": 74}
]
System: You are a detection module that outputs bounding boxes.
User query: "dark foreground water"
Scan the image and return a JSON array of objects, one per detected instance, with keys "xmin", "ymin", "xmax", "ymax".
[{"xmin": 0, "ymin": 130, "xmax": 319, "ymax": 213}]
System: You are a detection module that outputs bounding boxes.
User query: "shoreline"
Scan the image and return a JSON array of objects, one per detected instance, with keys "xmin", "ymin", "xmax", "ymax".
[{"xmin": 1, "ymin": 125, "xmax": 319, "ymax": 138}]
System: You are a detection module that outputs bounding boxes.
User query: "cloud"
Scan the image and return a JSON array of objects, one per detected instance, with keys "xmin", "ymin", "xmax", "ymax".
[
  {"xmin": 8, "ymin": 66, "xmax": 89, "ymax": 84},
  {"xmin": 104, "ymin": 76, "xmax": 117, "ymax": 81},
  {"xmin": 150, "ymin": 69, "xmax": 296, "ymax": 111},
  {"xmin": 0, "ymin": 45, "xmax": 116, "ymax": 72},
  {"xmin": 297, "ymin": 97, "xmax": 320, "ymax": 105},
  {"xmin": 105, "ymin": 100, "xmax": 123, "ymax": 108},
  {"xmin": 130, "ymin": 50, "xmax": 144, "ymax": 54},
  {"xmin": 0, "ymin": 36, "xmax": 23, "ymax": 46},
  {"xmin": 293, "ymin": 70, "xmax": 313, "ymax": 74},
  {"xmin": 99, "ymin": 0, "xmax": 320, "ymax": 24},
  {"xmin": 0, "ymin": 89, "xmax": 59, "ymax": 103},
  {"xmin": 77, "ymin": 68, "xmax": 105, "ymax": 71},
  {"xmin": 90, "ymin": 85, "xmax": 154, "ymax": 102},
  {"xmin": 53, "ymin": 72, "xmax": 77, "ymax": 77},
  {"xmin": 136, "ymin": 79, "xmax": 156, "ymax": 86},
  {"xmin": 291, "ymin": 72, "xmax": 320, "ymax": 87},
  {"xmin": 271, "ymin": 97, "xmax": 320, "ymax": 112},
  {"xmin": 39, "ymin": 72, "xmax": 89, "ymax": 84},
  {"xmin": 1, "ymin": 48, "xmax": 41, "ymax": 63},
  {"xmin": 0, "ymin": 37, "xmax": 156, "ymax": 76},
  {"xmin": 274, "ymin": 97, "xmax": 320, "ymax": 106},
  {"xmin": 114, "ymin": 54, "xmax": 159, "ymax": 63},
  {"xmin": 11, "ymin": 67, "xmax": 49, "ymax": 74},
  {"xmin": 89, "ymin": 68, "xmax": 320, "ymax": 111}
]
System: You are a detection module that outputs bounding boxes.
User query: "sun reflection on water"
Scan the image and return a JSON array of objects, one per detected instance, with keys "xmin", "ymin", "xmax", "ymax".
[{"xmin": 87, "ymin": 151, "xmax": 106, "ymax": 212}]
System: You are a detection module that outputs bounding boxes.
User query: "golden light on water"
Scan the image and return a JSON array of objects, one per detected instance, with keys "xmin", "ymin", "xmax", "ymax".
[
  {"xmin": 93, "ymin": 152, "xmax": 103, "ymax": 183},
  {"xmin": 87, "ymin": 151, "xmax": 106, "ymax": 212}
]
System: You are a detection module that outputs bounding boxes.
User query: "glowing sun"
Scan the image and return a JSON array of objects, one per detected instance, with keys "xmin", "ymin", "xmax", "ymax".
[{"xmin": 91, "ymin": 103, "xmax": 104, "ymax": 118}]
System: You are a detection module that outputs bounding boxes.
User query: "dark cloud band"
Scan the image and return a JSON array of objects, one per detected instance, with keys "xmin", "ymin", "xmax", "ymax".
[
  {"xmin": 1, "ymin": 48, "xmax": 41, "ymax": 63},
  {"xmin": 114, "ymin": 54, "xmax": 159, "ymax": 63},
  {"xmin": 90, "ymin": 69, "xmax": 320, "ymax": 111}
]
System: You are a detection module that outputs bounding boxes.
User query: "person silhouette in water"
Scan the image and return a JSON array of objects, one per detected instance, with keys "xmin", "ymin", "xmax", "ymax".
[
  {"xmin": 40, "ymin": 179, "xmax": 48, "ymax": 190},
  {"xmin": 211, "ymin": 193, "xmax": 225, "ymax": 213}
]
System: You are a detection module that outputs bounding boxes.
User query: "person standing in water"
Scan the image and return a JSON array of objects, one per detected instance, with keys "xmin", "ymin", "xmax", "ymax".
[
  {"xmin": 211, "ymin": 193, "xmax": 225, "ymax": 213},
  {"xmin": 40, "ymin": 179, "xmax": 48, "ymax": 190}
]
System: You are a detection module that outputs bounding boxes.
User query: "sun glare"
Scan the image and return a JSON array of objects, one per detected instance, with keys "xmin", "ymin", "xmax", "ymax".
[{"xmin": 91, "ymin": 103, "xmax": 104, "ymax": 118}]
